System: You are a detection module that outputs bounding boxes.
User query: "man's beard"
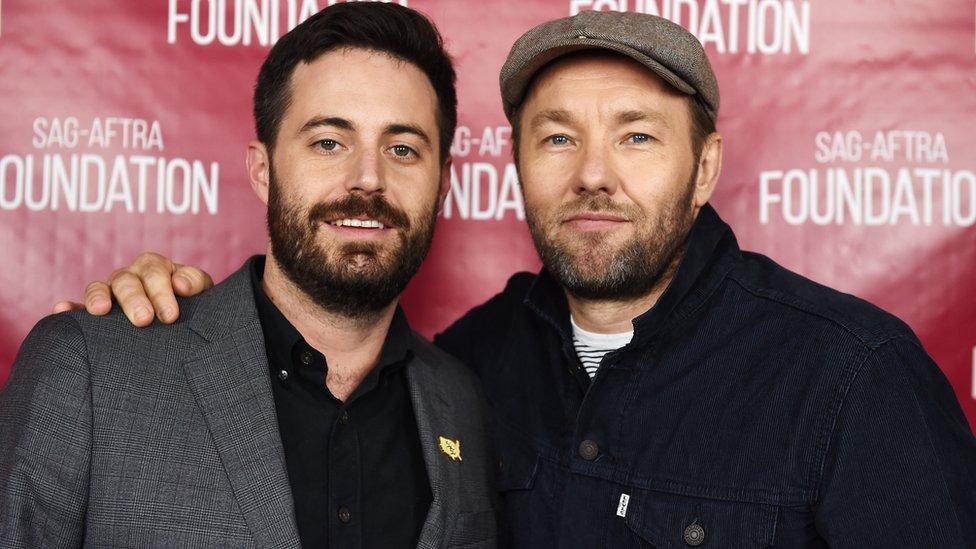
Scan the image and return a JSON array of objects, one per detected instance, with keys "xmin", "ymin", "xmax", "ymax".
[
  {"xmin": 266, "ymin": 168, "xmax": 439, "ymax": 319},
  {"xmin": 525, "ymin": 174, "xmax": 697, "ymax": 301}
]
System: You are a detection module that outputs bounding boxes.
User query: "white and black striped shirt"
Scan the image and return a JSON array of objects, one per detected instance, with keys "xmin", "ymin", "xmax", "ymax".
[{"xmin": 570, "ymin": 317, "xmax": 634, "ymax": 379}]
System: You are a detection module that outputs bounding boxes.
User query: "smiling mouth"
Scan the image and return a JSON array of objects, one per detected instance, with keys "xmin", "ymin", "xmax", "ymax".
[{"xmin": 328, "ymin": 218, "xmax": 387, "ymax": 229}]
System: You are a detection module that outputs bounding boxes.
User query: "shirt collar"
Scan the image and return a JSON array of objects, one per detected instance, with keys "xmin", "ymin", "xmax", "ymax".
[
  {"xmin": 524, "ymin": 203, "xmax": 740, "ymax": 345},
  {"xmin": 249, "ymin": 256, "xmax": 414, "ymax": 379}
]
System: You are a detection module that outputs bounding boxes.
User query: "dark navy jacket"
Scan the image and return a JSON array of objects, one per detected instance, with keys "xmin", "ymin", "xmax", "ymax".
[{"xmin": 435, "ymin": 204, "xmax": 976, "ymax": 548}]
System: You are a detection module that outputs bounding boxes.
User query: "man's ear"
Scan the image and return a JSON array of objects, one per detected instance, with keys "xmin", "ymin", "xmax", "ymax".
[
  {"xmin": 693, "ymin": 132, "xmax": 723, "ymax": 209},
  {"xmin": 246, "ymin": 140, "xmax": 272, "ymax": 206},
  {"xmin": 436, "ymin": 156, "xmax": 453, "ymax": 214}
]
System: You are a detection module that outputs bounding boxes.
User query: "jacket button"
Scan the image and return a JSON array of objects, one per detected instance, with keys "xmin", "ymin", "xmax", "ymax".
[
  {"xmin": 338, "ymin": 506, "xmax": 351, "ymax": 524},
  {"xmin": 300, "ymin": 350, "xmax": 314, "ymax": 365},
  {"xmin": 683, "ymin": 522, "xmax": 705, "ymax": 546},
  {"xmin": 578, "ymin": 440, "xmax": 599, "ymax": 460},
  {"xmin": 339, "ymin": 410, "xmax": 349, "ymax": 425},
  {"xmin": 277, "ymin": 369, "xmax": 289, "ymax": 381}
]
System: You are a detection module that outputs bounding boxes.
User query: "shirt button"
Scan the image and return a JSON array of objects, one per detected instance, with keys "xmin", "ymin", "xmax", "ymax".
[
  {"xmin": 339, "ymin": 411, "xmax": 350, "ymax": 425},
  {"xmin": 277, "ymin": 370, "xmax": 289, "ymax": 381},
  {"xmin": 337, "ymin": 506, "xmax": 351, "ymax": 524},
  {"xmin": 300, "ymin": 350, "xmax": 314, "ymax": 365},
  {"xmin": 683, "ymin": 522, "xmax": 705, "ymax": 546},
  {"xmin": 578, "ymin": 440, "xmax": 599, "ymax": 460}
]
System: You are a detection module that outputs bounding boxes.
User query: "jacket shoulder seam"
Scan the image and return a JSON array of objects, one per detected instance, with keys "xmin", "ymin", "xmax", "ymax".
[{"xmin": 725, "ymin": 272, "xmax": 886, "ymax": 351}]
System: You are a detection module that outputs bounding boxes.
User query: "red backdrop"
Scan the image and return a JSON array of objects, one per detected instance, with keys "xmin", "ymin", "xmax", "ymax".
[{"xmin": 1, "ymin": 0, "xmax": 973, "ymax": 430}]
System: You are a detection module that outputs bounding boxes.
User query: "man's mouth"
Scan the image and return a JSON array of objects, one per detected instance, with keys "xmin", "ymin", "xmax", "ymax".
[
  {"xmin": 562, "ymin": 212, "xmax": 630, "ymax": 231},
  {"xmin": 565, "ymin": 212, "xmax": 627, "ymax": 223},
  {"xmin": 328, "ymin": 218, "xmax": 387, "ymax": 229},
  {"xmin": 320, "ymin": 215, "xmax": 394, "ymax": 240}
]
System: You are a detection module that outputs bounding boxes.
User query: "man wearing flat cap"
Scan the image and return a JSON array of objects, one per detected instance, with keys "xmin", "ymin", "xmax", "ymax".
[{"xmin": 45, "ymin": 8, "xmax": 976, "ymax": 549}]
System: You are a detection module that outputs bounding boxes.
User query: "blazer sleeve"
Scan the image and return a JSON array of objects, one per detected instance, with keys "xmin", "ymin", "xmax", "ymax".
[
  {"xmin": 814, "ymin": 336, "xmax": 976, "ymax": 548},
  {"xmin": 0, "ymin": 313, "xmax": 92, "ymax": 548}
]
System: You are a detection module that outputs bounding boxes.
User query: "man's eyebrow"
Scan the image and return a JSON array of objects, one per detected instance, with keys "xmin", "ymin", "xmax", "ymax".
[
  {"xmin": 296, "ymin": 117, "xmax": 431, "ymax": 146},
  {"xmin": 385, "ymin": 123, "xmax": 432, "ymax": 147},
  {"xmin": 529, "ymin": 109, "xmax": 576, "ymax": 130},
  {"xmin": 615, "ymin": 109, "xmax": 672, "ymax": 129},
  {"xmin": 298, "ymin": 116, "xmax": 354, "ymax": 134}
]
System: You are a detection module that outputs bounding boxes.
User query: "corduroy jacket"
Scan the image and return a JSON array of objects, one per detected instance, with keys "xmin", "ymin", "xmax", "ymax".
[{"xmin": 436, "ymin": 204, "xmax": 976, "ymax": 548}]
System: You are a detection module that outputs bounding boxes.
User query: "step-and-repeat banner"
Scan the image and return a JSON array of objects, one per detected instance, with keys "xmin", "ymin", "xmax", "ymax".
[{"xmin": 0, "ymin": 0, "xmax": 974, "ymax": 429}]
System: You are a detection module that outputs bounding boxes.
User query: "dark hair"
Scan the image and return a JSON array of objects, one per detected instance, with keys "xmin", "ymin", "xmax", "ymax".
[
  {"xmin": 510, "ymin": 53, "xmax": 716, "ymax": 164},
  {"xmin": 254, "ymin": 3, "xmax": 457, "ymax": 160}
]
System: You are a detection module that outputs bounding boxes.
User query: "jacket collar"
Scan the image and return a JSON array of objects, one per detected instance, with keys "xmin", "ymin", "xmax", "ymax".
[
  {"xmin": 524, "ymin": 203, "xmax": 740, "ymax": 347},
  {"xmin": 404, "ymin": 343, "xmax": 468, "ymax": 548},
  {"xmin": 181, "ymin": 257, "xmax": 302, "ymax": 548}
]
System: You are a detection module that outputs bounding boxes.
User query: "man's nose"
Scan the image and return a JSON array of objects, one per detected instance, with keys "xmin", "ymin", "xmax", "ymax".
[
  {"xmin": 574, "ymin": 141, "xmax": 620, "ymax": 195},
  {"xmin": 346, "ymin": 149, "xmax": 386, "ymax": 194}
]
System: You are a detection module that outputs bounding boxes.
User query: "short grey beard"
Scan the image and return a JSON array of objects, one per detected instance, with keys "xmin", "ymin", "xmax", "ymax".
[{"xmin": 526, "ymin": 178, "xmax": 697, "ymax": 301}]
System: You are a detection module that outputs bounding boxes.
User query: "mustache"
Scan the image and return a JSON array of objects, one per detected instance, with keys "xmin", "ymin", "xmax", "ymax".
[
  {"xmin": 308, "ymin": 193, "xmax": 410, "ymax": 230},
  {"xmin": 556, "ymin": 195, "xmax": 632, "ymax": 221}
]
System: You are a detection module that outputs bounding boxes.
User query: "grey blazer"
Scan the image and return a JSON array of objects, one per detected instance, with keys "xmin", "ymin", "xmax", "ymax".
[{"xmin": 0, "ymin": 261, "xmax": 499, "ymax": 548}]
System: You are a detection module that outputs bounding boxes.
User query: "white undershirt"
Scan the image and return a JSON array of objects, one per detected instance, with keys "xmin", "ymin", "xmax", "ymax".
[{"xmin": 570, "ymin": 316, "xmax": 634, "ymax": 379}]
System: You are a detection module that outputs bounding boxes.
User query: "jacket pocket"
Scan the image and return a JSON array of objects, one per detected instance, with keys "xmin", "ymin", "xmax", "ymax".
[
  {"xmin": 494, "ymin": 428, "xmax": 557, "ymax": 546},
  {"xmin": 623, "ymin": 489, "xmax": 778, "ymax": 548}
]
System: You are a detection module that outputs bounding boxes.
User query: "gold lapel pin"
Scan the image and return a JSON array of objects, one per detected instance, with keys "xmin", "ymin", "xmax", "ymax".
[{"xmin": 438, "ymin": 436, "xmax": 462, "ymax": 461}]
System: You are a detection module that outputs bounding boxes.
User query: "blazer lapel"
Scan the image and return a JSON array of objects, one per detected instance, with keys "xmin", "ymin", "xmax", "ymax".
[
  {"xmin": 407, "ymin": 351, "xmax": 465, "ymax": 549},
  {"xmin": 181, "ymin": 262, "xmax": 301, "ymax": 549}
]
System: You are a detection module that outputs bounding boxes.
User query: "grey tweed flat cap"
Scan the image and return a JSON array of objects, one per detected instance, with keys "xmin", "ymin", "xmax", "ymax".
[{"xmin": 500, "ymin": 10, "xmax": 719, "ymax": 124}]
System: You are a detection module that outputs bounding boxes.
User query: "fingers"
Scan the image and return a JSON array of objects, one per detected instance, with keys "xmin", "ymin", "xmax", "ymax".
[
  {"xmin": 52, "ymin": 252, "xmax": 206, "ymax": 327},
  {"xmin": 51, "ymin": 251, "xmax": 196, "ymax": 326},
  {"xmin": 52, "ymin": 281, "xmax": 111, "ymax": 316},
  {"xmin": 109, "ymin": 270, "xmax": 156, "ymax": 327},
  {"xmin": 126, "ymin": 251, "xmax": 185, "ymax": 324},
  {"xmin": 172, "ymin": 264, "xmax": 214, "ymax": 297},
  {"xmin": 84, "ymin": 281, "xmax": 113, "ymax": 315},
  {"xmin": 140, "ymin": 262, "xmax": 182, "ymax": 324},
  {"xmin": 52, "ymin": 301, "xmax": 84, "ymax": 314}
]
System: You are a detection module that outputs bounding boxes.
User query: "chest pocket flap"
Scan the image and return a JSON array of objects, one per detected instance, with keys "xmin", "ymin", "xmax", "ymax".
[{"xmin": 624, "ymin": 489, "xmax": 778, "ymax": 548}]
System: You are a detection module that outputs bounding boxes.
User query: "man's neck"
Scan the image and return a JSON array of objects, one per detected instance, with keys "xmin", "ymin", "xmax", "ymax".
[
  {"xmin": 262, "ymin": 252, "xmax": 396, "ymax": 401},
  {"xmin": 565, "ymin": 247, "xmax": 685, "ymax": 335}
]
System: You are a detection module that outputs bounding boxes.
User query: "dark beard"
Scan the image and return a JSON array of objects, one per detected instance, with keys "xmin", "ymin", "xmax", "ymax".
[
  {"xmin": 526, "ymin": 174, "xmax": 697, "ymax": 301},
  {"xmin": 266, "ymin": 168, "xmax": 438, "ymax": 319}
]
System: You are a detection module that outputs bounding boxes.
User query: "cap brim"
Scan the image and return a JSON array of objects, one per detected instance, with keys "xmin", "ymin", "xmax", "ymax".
[{"xmin": 503, "ymin": 38, "xmax": 697, "ymax": 121}]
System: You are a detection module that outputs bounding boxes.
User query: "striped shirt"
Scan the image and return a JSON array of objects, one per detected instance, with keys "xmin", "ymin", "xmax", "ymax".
[{"xmin": 570, "ymin": 317, "xmax": 634, "ymax": 379}]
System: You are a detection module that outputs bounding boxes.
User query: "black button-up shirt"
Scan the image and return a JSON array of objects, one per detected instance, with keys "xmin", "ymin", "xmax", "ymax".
[
  {"xmin": 250, "ymin": 259, "xmax": 432, "ymax": 548},
  {"xmin": 435, "ymin": 204, "xmax": 976, "ymax": 548}
]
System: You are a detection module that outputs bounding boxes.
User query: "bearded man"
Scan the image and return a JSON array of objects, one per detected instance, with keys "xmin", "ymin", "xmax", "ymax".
[
  {"xmin": 45, "ymin": 9, "xmax": 976, "ymax": 549},
  {"xmin": 0, "ymin": 4, "xmax": 498, "ymax": 548}
]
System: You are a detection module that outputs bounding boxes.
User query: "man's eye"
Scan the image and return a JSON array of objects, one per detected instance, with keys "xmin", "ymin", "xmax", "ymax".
[
  {"xmin": 315, "ymin": 139, "xmax": 340, "ymax": 152},
  {"xmin": 628, "ymin": 134, "xmax": 651, "ymax": 144},
  {"xmin": 548, "ymin": 135, "xmax": 570, "ymax": 146},
  {"xmin": 391, "ymin": 145, "xmax": 416, "ymax": 158}
]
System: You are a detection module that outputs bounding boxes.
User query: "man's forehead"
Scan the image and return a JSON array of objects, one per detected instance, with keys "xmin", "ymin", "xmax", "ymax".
[
  {"xmin": 522, "ymin": 55, "xmax": 689, "ymax": 124},
  {"xmin": 284, "ymin": 48, "xmax": 439, "ymax": 130},
  {"xmin": 529, "ymin": 106, "xmax": 674, "ymax": 129}
]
